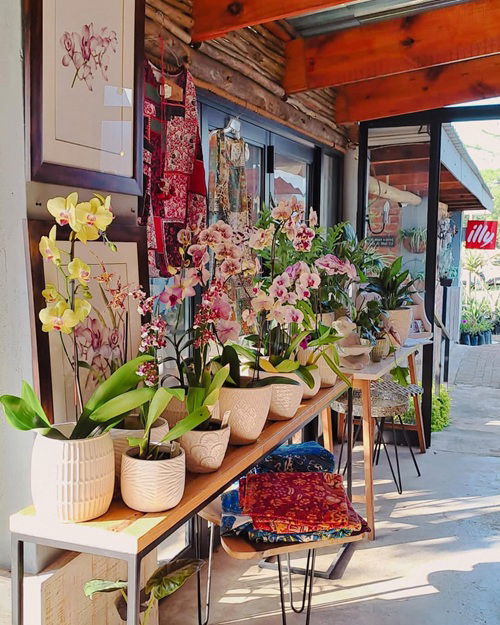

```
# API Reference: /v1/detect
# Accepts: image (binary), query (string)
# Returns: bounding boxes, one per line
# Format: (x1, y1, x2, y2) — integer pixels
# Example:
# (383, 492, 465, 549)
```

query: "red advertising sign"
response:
(465, 220, 498, 249)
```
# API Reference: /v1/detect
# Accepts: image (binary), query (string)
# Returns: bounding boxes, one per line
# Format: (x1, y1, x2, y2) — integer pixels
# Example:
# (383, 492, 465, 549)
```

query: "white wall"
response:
(0, 0, 57, 573)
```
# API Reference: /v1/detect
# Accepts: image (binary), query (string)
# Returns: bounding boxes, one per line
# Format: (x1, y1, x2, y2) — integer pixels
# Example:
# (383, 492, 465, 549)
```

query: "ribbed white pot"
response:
(297, 346, 338, 388)
(110, 417, 170, 478)
(162, 395, 187, 427)
(31, 423, 114, 523)
(387, 307, 413, 346)
(121, 447, 186, 513)
(181, 425, 230, 473)
(258, 372, 304, 420)
(219, 385, 271, 445)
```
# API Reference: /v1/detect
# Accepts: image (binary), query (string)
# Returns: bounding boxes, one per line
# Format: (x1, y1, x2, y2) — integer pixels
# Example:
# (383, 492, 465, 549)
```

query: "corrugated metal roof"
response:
(288, 0, 471, 37)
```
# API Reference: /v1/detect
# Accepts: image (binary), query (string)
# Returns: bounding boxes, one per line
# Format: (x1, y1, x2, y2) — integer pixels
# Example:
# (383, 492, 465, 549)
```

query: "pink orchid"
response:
(198, 228, 222, 247)
(283, 218, 297, 241)
(269, 283, 288, 301)
(252, 291, 274, 312)
(178, 269, 199, 298)
(285, 261, 309, 280)
(298, 271, 321, 289)
(267, 304, 288, 325)
(187, 244, 209, 267)
(210, 294, 232, 321)
(249, 226, 274, 250)
(282, 290, 298, 305)
(273, 273, 291, 288)
(242, 309, 257, 327)
(315, 254, 358, 280)
(284, 306, 304, 324)
(214, 240, 242, 261)
(177, 228, 192, 246)
(296, 284, 311, 300)
(220, 258, 242, 278)
(159, 285, 183, 308)
(309, 209, 318, 227)
(210, 220, 233, 240)
(214, 319, 241, 344)
(271, 201, 293, 221)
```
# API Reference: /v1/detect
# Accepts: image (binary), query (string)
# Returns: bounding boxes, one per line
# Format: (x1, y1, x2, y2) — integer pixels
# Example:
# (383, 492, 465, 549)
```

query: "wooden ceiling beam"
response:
(284, 0, 500, 93)
(336, 54, 500, 123)
(191, 0, 354, 42)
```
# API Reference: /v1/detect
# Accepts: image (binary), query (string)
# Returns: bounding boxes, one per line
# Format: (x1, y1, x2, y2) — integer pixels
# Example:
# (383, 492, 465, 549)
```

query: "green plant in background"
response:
(84, 559, 204, 625)
(461, 296, 494, 336)
(0, 355, 156, 440)
(401, 386, 451, 432)
(399, 227, 427, 254)
(362, 256, 415, 311)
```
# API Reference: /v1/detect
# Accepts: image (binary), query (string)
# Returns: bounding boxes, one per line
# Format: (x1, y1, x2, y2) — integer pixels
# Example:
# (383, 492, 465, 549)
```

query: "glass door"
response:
(271, 135, 314, 214)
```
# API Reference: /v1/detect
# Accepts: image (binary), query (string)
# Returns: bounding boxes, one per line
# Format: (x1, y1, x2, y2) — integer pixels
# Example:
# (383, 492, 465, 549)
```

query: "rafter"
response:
(192, 0, 354, 42)
(336, 54, 500, 123)
(284, 0, 500, 93)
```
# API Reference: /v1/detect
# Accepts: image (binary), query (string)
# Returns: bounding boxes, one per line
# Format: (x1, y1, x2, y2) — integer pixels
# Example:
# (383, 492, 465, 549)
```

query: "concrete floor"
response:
(161, 351, 500, 625)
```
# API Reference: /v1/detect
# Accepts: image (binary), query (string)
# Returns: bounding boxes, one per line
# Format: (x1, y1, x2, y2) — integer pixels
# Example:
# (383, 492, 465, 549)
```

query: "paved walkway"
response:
(451, 341, 500, 388)
(162, 376, 500, 625)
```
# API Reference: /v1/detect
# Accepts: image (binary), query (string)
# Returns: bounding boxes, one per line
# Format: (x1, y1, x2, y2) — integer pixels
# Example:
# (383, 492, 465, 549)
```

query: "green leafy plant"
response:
(0, 355, 156, 440)
(400, 227, 427, 254)
(401, 386, 451, 432)
(362, 257, 414, 311)
(84, 559, 204, 625)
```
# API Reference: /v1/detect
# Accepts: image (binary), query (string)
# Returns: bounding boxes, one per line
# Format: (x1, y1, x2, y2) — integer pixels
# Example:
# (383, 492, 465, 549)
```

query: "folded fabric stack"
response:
(221, 442, 369, 544)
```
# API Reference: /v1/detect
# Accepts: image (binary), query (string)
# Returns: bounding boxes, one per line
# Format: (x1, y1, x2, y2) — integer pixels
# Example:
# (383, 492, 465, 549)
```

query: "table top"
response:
(341, 343, 425, 381)
(11, 382, 348, 556)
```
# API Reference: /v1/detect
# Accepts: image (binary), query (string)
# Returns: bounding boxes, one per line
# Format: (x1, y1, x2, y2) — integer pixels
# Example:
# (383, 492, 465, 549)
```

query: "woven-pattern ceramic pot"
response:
(387, 308, 413, 346)
(181, 425, 230, 473)
(31, 423, 114, 522)
(289, 367, 321, 399)
(258, 372, 304, 420)
(121, 447, 185, 512)
(219, 386, 271, 445)
(162, 395, 188, 427)
(110, 417, 170, 477)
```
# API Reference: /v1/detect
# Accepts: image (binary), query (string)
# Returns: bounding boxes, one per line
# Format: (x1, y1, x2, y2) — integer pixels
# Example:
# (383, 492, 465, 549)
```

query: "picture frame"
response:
(24, 0, 145, 195)
(27, 220, 149, 421)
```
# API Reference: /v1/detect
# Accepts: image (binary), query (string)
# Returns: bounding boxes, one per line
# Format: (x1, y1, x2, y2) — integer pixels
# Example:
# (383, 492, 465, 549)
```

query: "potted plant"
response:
(0, 355, 156, 522)
(400, 227, 427, 254)
(85, 559, 205, 625)
(352, 296, 394, 362)
(362, 257, 415, 346)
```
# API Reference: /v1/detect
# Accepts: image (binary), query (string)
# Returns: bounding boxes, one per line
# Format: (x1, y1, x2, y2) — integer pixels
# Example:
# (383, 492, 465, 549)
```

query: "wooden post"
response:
(408, 352, 426, 454)
(321, 405, 334, 453)
(358, 379, 375, 540)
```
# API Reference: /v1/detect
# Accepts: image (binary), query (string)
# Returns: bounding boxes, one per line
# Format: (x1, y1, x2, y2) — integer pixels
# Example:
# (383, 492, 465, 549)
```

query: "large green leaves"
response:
(218, 346, 240, 387)
(253, 376, 300, 388)
(146, 559, 205, 600)
(89, 388, 156, 423)
(21, 381, 50, 426)
(161, 406, 210, 442)
(0, 394, 50, 431)
(84, 579, 128, 598)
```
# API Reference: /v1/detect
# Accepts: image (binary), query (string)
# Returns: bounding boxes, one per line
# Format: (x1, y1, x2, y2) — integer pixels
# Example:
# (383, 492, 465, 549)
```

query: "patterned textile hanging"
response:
(140, 60, 207, 277)
(208, 129, 250, 233)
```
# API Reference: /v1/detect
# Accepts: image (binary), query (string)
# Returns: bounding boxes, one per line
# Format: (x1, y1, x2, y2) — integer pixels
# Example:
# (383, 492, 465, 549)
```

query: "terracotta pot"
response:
(121, 446, 185, 512)
(371, 337, 391, 362)
(180, 425, 230, 473)
(219, 385, 271, 445)
(259, 372, 304, 421)
(31, 423, 114, 522)
(110, 416, 169, 478)
(387, 308, 413, 346)
(298, 346, 338, 388)
(162, 395, 187, 427)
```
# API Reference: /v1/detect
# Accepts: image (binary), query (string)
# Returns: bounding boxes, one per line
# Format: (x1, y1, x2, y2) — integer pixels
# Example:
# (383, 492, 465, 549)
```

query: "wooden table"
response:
(10, 382, 349, 625)
(340, 343, 426, 539)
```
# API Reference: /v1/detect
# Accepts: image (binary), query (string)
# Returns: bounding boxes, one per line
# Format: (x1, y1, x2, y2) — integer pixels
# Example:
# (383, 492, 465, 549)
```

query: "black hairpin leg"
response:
(397, 414, 421, 477)
(277, 550, 316, 625)
(196, 519, 215, 625)
(390, 417, 403, 495)
(373, 417, 402, 494)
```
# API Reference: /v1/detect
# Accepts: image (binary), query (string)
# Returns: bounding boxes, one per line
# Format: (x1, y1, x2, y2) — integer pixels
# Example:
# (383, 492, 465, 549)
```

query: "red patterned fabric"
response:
(239, 472, 363, 534)
(140, 61, 207, 276)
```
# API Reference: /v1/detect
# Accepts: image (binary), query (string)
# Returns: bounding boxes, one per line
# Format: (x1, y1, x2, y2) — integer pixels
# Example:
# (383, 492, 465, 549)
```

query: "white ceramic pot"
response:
(162, 395, 187, 427)
(219, 385, 272, 445)
(110, 416, 170, 478)
(294, 367, 321, 398)
(258, 372, 304, 421)
(387, 307, 413, 346)
(317, 312, 336, 327)
(121, 446, 186, 513)
(297, 346, 338, 388)
(180, 425, 230, 473)
(31, 423, 114, 522)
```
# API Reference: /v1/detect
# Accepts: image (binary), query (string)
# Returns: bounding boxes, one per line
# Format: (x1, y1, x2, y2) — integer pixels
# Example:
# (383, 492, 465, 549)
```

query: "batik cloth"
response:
(140, 61, 207, 276)
(254, 441, 335, 474)
(240, 472, 362, 533)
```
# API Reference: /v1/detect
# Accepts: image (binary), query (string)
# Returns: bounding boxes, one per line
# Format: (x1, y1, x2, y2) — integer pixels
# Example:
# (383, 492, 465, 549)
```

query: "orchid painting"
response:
(60, 23, 118, 91)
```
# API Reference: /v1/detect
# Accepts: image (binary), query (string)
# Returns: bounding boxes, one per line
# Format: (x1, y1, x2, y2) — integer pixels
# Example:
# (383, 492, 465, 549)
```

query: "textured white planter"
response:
(162, 395, 187, 427)
(295, 367, 321, 398)
(110, 416, 170, 478)
(181, 425, 230, 473)
(259, 372, 304, 421)
(121, 447, 185, 512)
(31, 423, 114, 523)
(297, 346, 338, 388)
(387, 307, 413, 346)
(219, 385, 271, 445)
(317, 312, 336, 327)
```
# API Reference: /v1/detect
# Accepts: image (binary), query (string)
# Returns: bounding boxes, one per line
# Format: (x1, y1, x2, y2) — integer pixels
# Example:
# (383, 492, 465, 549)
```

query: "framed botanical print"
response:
(25, 0, 145, 195)
(28, 220, 149, 421)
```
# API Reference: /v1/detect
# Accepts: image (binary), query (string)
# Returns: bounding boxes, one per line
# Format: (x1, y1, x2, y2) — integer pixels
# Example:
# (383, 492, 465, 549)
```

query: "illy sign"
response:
(465, 220, 498, 249)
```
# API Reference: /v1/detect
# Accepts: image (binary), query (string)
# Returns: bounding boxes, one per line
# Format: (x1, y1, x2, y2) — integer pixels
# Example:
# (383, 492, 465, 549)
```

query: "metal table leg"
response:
(11, 534, 24, 625)
(127, 555, 141, 625)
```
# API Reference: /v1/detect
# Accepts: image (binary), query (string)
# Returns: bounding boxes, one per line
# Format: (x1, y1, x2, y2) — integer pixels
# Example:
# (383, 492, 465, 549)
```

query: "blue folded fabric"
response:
(253, 441, 335, 474)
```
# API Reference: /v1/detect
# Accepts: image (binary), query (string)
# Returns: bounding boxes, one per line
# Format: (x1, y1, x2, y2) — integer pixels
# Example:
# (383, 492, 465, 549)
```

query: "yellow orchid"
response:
(39, 226, 61, 265)
(73, 197, 114, 243)
(39, 301, 80, 334)
(41, 283, 63, 304)
(47, 192, 78, 227)
(68, 258, 91, 285)
(74, 298, 91, 322)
